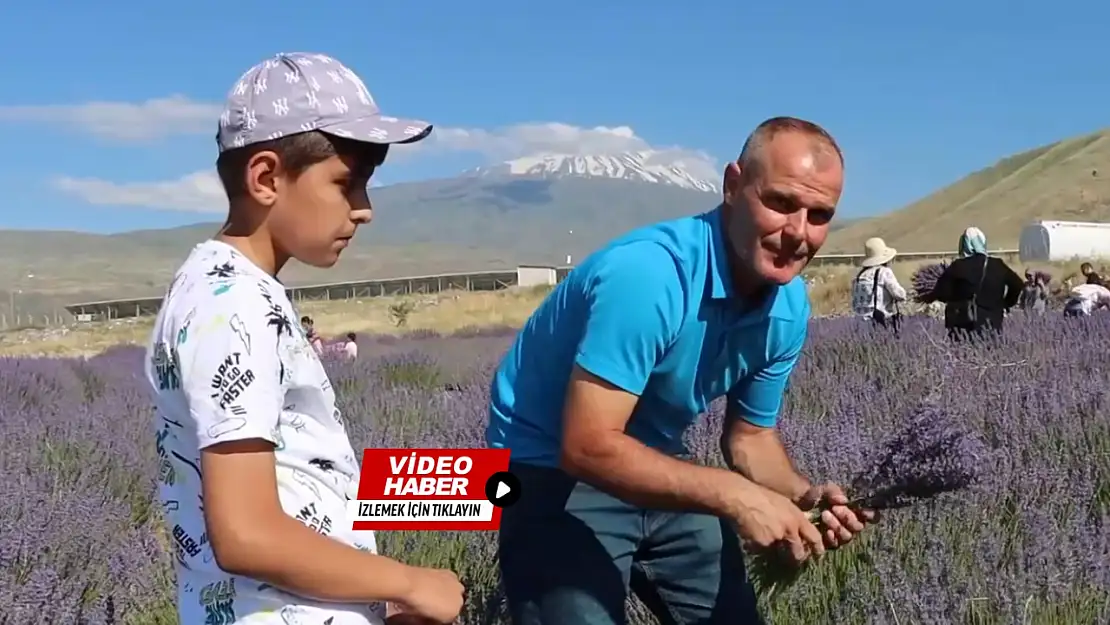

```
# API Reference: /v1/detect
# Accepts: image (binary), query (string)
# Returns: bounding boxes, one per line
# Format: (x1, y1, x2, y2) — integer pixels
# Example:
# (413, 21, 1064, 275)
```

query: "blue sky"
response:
(0, 0, 1106, 234)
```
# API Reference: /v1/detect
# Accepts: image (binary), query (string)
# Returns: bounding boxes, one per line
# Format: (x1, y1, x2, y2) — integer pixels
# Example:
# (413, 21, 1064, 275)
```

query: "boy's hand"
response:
(386, 601, 441, 624)
(394, 567, 464, 624)
(386, 613, 440, 625)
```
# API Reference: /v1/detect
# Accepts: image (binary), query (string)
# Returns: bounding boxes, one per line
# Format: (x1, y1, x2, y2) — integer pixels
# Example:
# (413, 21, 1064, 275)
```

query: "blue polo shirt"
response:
(486, 207, 810, 467)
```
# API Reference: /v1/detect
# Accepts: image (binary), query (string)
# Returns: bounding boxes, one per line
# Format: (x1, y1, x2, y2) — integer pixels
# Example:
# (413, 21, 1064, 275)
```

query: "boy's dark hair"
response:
(1081, 262, 1094, 273)
(216, 131, 389, 199)
(300, 315, 313, 325)
(346, 332, 356, 341)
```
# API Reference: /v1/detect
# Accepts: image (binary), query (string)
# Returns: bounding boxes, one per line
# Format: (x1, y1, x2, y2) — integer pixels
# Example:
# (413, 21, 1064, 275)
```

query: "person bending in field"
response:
(1081, 262, 1104, 287)
(1063, 282, 1110, 317)
(144, 52, 463, 625)
(486, 117, 878, 625)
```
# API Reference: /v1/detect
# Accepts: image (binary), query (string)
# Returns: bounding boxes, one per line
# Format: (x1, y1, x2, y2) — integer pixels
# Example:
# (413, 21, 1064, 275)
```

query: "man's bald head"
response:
(720, 116, 844, 296)
(736, 116, 843, 179)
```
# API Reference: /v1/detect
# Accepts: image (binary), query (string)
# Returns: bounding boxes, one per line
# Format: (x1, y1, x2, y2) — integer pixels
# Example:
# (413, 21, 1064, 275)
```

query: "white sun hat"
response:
(860, 237, 897, 267)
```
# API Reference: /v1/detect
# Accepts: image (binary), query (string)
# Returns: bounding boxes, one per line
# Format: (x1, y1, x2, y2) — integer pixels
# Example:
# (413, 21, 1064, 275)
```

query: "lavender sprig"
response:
(746, 403, 989, 602)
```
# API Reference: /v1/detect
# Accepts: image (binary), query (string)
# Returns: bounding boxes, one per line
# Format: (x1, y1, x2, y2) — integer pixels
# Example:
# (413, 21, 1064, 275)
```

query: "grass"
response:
(0, 285, 555, 357)
(2, 258, 1104, 359)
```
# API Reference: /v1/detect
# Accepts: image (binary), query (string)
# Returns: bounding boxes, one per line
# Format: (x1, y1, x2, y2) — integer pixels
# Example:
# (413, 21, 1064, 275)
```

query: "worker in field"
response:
(929, 227, 1023, 340)
(343, 332, 359, 359)
(851, 237, 907, 329)
(487, 117, 877, 625)
(1064, 282, 1110, 317)
(301, 315, 324, 354)
(1018, 269, 1049, 314)
(1081, 262, 1104, 286)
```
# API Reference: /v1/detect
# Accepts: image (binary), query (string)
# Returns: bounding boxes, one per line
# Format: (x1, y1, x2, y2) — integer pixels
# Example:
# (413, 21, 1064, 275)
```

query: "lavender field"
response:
(2, 315, 1108, 624)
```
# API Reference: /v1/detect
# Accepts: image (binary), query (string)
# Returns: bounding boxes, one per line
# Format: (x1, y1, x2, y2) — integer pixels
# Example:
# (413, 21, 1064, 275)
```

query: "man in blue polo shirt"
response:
(487, 117, 877, 624)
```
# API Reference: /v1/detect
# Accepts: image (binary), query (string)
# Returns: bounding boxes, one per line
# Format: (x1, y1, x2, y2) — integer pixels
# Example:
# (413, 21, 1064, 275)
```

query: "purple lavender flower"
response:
(911, 262, 948, 303)
(747, 403, 990, 601)
(2, 312, 1108, 624)
(848, 403, 987, 509)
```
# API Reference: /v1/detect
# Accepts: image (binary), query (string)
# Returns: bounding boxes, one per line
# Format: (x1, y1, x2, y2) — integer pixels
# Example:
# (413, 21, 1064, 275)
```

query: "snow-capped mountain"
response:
(467, 151, 718, 193)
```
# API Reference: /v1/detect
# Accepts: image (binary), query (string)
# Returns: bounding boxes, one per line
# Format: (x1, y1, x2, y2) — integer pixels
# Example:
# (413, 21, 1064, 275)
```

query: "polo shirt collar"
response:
(705, 206, 791, 320)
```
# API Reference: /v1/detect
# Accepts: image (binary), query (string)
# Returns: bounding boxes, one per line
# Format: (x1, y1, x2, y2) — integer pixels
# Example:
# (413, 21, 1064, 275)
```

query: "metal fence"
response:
(63, 269, 522, 323)
(0, 310, 72, 331)
(52, 249, 1019, 324)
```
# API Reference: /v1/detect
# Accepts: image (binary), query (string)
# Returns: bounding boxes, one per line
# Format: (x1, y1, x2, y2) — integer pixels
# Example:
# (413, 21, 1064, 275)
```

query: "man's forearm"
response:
(562, 432, 753, 517)
(721, 428, 810, 501)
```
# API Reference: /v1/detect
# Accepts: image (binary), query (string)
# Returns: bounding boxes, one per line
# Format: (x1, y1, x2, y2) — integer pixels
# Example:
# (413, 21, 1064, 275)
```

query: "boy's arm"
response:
(178, 297, 444, 606)
(200, 440, 416, 603)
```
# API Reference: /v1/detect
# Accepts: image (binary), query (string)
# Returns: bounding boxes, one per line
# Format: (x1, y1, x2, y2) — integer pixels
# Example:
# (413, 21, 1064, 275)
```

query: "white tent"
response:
(1018, 220, 1110, 262)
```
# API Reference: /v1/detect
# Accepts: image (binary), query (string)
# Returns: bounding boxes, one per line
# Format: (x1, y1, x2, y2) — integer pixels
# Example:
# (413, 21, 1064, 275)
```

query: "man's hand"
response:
(727, 479, 825, 564)
(796, 482, 878, 549)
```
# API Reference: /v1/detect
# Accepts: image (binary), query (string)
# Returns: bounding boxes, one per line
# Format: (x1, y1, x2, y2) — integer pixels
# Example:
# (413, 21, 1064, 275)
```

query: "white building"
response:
(516, 264, 558, 287)
(1018, 220, 1110, 262)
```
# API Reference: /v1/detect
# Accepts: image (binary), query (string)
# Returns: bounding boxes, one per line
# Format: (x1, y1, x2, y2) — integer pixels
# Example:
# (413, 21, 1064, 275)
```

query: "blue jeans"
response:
(498, 463, 764, 625)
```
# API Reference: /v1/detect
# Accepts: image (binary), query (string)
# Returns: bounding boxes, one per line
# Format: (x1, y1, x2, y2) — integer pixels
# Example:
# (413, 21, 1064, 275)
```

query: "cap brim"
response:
(319, 114, 433, 145)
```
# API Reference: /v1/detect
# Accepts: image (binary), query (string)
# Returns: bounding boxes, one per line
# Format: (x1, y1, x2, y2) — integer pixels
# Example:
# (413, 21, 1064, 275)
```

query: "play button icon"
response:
(484, 471, 522, 508)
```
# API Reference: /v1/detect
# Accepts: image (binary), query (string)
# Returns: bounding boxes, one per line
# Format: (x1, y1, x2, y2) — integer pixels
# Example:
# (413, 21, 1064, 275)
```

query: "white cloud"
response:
(51, 168, 408, 213)
(19, 96, 721, 211)
(54, 171, 225, 213)
(0, 95, 221, 142)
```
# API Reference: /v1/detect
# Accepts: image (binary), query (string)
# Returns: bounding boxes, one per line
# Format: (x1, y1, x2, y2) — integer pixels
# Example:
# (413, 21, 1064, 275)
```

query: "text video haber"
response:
(384, 452, 474, 497)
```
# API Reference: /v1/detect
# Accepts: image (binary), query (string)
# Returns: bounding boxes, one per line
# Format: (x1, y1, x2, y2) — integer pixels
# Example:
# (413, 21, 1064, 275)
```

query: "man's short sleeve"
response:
(176, 291, 285, 450)
(728, 317, 807, 429)
(574, 242, 686, 396)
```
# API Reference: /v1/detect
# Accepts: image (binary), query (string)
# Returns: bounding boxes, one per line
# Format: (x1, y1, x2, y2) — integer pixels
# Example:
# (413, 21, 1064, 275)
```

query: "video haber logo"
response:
(347, 449, 518, 531)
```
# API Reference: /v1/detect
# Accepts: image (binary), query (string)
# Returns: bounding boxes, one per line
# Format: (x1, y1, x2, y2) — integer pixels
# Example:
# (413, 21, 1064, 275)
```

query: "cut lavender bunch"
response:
(911, 262, 948, 303)
(746, 403, 989, 602)
(847, 404, 986, 510)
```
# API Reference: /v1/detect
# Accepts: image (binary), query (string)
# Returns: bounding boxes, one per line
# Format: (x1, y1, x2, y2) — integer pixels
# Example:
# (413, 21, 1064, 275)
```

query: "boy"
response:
(343, 332, 359, 360)
(145, 52, 463, 625)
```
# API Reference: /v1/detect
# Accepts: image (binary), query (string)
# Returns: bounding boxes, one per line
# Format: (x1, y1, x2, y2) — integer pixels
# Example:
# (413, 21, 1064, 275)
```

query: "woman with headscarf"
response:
(927, 227, 1024, 339)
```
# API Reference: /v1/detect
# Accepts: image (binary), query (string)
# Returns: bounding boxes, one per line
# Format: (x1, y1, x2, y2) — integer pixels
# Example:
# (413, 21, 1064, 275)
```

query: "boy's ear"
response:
(245, 150, 282, 207)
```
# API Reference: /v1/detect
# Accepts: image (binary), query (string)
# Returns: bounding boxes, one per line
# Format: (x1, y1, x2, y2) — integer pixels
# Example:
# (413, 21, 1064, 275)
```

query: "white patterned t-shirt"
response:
(145, 240, 384, 625)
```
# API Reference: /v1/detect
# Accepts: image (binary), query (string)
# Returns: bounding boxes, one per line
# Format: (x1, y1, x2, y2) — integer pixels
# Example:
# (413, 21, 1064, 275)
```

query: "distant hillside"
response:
(825, 129, 1110, 253)
(10, 124, 1109, 316)
(0, 175, 731, 312)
